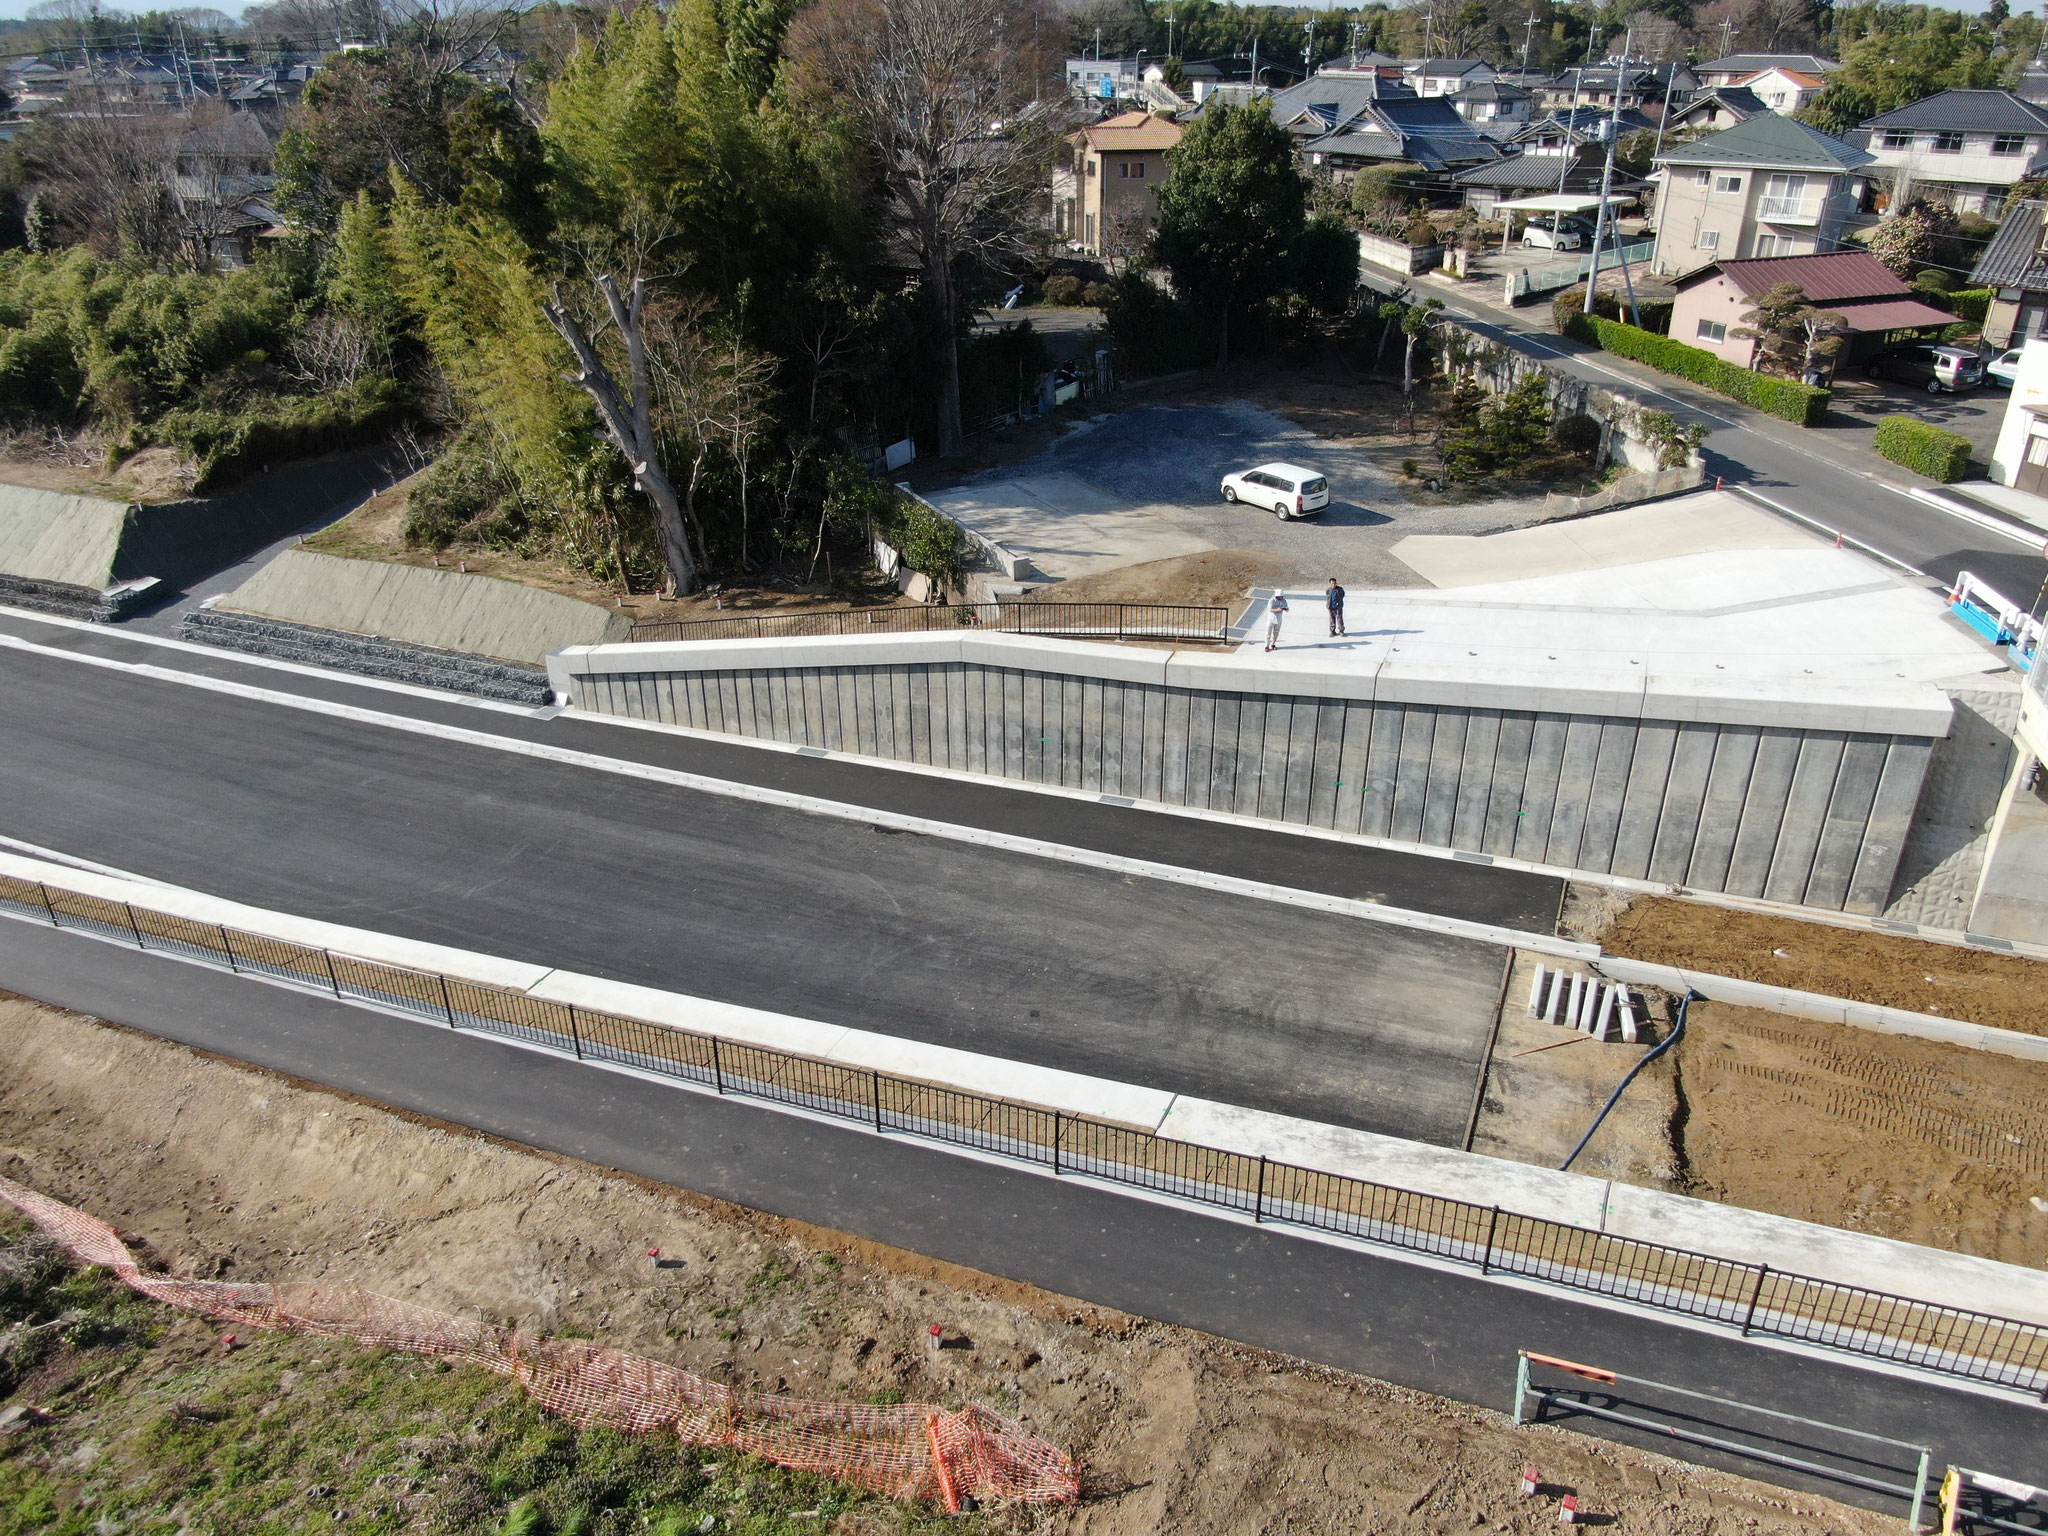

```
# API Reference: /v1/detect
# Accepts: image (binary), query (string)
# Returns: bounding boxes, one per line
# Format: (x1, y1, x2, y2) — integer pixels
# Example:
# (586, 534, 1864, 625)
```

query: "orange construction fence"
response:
(0, 1174, 1080, 1512)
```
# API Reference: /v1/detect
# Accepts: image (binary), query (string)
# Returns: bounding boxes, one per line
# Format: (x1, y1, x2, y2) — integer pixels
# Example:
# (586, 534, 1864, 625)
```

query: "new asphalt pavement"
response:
(0, 608, 1559, 1145)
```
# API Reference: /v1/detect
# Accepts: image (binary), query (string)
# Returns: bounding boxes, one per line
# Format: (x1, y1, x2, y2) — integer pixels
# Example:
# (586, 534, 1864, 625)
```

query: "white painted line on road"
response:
(0, 603, 538, 715)
(9, 899, 2041, 1411)
(1730, 487, 1928, 577)
(1903, 487, 2048, 552)
(0, 834, 183, 887)
(0, 627, 1593, 962)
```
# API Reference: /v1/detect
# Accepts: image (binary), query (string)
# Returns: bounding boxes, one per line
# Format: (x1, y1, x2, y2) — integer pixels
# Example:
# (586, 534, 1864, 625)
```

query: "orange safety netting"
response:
(0, 1174, 1080, 1511)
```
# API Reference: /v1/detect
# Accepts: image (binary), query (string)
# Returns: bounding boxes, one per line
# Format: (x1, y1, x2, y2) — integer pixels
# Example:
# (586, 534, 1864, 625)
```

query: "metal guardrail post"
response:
(1254, 1155, 1268, 1223)
(870, 1070, 883, 1131)
(219, 926, 238, 972)
(1051, 1111, 1062, 1174)
(1481, 1206, 1501, 1275)
(567, 1005, 583, 1060)
(437, 974, 455, 1026)
(322, 950, 341, 998)
(123, 902, 144, 948)
(1740, 1265, 1769, 1336)
(711, 1036, 725, 1094)
(1909, 1449, 1931, 1533)
(1513, 1352, 1532, 1425)
(35, 883, 56, 924)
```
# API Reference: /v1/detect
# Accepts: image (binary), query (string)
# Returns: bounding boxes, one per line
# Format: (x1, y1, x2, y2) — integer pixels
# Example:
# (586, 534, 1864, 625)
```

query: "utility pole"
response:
(1303, 18, 1316, 70)
(1350, 19, 1361, 62)
(1167, 6, 1176, 60)
(1585, 25, 1643, 329)
(1522, 12, 1539, 73)
(1554, 27, 1597, 194)
(1095, 24, 1101, 60)
(1250, 35, 1259, 88)
(1720, 18, 1737, 55)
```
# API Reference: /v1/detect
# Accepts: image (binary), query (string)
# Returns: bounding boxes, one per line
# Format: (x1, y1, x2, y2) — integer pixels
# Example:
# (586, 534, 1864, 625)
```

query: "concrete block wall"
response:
(556, 636, 1940, 913)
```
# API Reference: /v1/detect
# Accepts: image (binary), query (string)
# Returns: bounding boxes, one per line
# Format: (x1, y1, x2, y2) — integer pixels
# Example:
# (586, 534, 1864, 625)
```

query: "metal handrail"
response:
(626, 601, 1232, 646)
(6, 870, 2047, 1402)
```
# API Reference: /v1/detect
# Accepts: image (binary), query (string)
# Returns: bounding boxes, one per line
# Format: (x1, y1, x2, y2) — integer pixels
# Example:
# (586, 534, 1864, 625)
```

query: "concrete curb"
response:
(8, 846, 2048, 1330)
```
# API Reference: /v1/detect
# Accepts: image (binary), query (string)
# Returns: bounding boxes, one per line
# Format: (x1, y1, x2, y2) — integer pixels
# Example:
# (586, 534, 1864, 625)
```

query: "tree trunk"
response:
(544, 279, 701, 596)
(931, 255, 965, 458)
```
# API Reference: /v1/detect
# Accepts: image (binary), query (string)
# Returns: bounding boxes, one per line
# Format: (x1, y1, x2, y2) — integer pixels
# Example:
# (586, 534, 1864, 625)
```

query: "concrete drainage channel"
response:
(180, 608, 552, 706)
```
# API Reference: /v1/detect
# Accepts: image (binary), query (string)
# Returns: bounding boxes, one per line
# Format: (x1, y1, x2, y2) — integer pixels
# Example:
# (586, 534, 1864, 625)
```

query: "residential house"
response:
(1448, 79, 1533, 134)
(172, 112, 282, 267)
(1970, 197, 2048, 347)
(1405, 58, 1495, 97)
(1856, 89, 2048, 216)
(1693, 52, 1840, 90)
(1669, 251, 1952, 376)
(1539, 64, 1670, 114)
(1051, 110, 1182, 254)
(2020, 59, 2048, 108)
(1663, 86, 1770, 136)
(1733, 66, 1825, 114)
(226, 64, 315, 118)
(1451, 145, 1647, 218)
(1321, 51, 1405, 79)
(1510, 105, 1657, 157)
(1272, 74, 1500, 175)
(1650, 112, 1873, 275)
(1066, 58, 1144, 105)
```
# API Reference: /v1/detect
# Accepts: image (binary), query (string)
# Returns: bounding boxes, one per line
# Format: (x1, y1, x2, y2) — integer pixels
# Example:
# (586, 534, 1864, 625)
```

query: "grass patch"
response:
(0, 1222, 968, 1536)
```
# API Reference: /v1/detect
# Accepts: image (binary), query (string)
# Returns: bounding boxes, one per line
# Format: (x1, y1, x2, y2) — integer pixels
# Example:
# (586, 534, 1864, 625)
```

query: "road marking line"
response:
(1902, 488, 2048, 552)
(0, 603, 537, 716)
(0, 628, 1593, 962)
(1730, 487, 1929, 577)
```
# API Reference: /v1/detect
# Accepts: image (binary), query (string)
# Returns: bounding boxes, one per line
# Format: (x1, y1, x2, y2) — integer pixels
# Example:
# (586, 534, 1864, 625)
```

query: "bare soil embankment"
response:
(0, 994, 1904, 1536)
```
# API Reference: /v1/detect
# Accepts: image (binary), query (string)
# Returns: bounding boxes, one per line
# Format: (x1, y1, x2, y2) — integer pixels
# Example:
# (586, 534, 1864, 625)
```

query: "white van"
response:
(1521, 220, 1582, 251)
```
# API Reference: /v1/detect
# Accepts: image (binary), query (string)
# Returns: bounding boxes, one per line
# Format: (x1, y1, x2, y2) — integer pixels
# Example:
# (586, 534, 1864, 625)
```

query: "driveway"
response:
(1818, 375, 2005, 466)
(926, 402, 1549, 588)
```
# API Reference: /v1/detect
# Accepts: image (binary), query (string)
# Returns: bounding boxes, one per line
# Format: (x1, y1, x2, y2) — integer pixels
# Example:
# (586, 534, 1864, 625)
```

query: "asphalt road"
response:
(0, 614, 1561, 1145)
(1361, 269, 2048, 601)
(4, 917, 2041, 1517)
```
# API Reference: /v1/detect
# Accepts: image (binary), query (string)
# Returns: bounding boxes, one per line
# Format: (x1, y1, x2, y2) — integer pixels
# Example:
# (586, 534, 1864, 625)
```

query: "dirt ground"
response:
(0, 442, 198, 502)
(1674, 1001, 2048, 1270)
(1577, 891, 2048, 1035)
(0, 995, 1908, 1536)
(1025, 550, 1292, 615)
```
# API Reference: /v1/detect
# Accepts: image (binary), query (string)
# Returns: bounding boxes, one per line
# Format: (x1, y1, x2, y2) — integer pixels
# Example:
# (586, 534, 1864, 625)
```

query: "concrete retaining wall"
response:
(221, 548, 631, 667)
(0, 449, 412, 598)
(551, 632, 1942, 913)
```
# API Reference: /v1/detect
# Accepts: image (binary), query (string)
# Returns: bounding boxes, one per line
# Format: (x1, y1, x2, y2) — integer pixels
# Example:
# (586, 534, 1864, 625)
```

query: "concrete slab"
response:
(1946, 478, 2048, 536)
(1969, 769, 2048, 944)
(1390, 490, 1823, 587)
(0, 484, 132, 588)
(925, 471, 1215, 582)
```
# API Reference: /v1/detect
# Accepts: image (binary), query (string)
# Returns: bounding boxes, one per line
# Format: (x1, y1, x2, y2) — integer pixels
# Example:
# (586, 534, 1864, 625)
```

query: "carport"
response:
(1493, 192, 1633, 252)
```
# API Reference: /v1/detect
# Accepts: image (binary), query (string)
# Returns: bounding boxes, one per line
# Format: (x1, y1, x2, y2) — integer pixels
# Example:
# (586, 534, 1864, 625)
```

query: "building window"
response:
(1931, 131, 1965, 153)
(1117, 161, 1128, 178)
(1753, 233, 1783, 256)
(1694, 169, 1712, 186)
(1881, 130, 1912, 150)
(1131, 160, 1145, 179)
(1697, 319, 1728, 342)
(1715, 173, 1742, 192)
(1086, 158, 1096, 176)
(1695, 229, 1720, 250)
(1993, 133, 2027, 155)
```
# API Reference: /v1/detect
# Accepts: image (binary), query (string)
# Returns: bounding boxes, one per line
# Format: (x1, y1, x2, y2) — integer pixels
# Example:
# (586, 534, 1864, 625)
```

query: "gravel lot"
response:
(932, 400, 1554, 588)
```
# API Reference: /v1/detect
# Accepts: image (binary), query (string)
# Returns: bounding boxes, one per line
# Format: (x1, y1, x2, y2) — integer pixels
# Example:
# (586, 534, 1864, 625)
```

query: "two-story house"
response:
(1693, 52, 1839, 90)
(1262, 70, 1501, 175)
(1051, 111, 1183, 254)
(1509, 105, 1657, 157)
(1855, 89, 2048, 216)
(1650, 113, 1874, 276)
(1970, 198, 2048, 347)
(1448, 79, 1533, 134)
(1733, 66, 1826, 114)
(1663, 86, 1770, 136)
(1405, 58, 1495, 97)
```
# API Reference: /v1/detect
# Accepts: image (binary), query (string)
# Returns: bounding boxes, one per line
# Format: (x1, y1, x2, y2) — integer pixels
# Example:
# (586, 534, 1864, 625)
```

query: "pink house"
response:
(1669, 251, 1953, 376)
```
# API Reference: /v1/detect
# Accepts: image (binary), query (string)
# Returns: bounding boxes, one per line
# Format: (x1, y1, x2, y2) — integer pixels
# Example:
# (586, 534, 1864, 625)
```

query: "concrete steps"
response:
(181, 607, 552, 706)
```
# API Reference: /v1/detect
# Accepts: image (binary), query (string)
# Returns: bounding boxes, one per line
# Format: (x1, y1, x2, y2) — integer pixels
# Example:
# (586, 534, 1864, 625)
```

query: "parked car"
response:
(1863, 344, 1983, 393)
(1222, 463, 1330, 519)
(1521, 219, 1582, 251)
(1986, 348, 2025, 389)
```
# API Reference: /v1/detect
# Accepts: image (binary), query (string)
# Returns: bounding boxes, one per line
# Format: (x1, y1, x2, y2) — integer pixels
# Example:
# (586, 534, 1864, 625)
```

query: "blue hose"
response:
(1558, 988, 1698, 1173)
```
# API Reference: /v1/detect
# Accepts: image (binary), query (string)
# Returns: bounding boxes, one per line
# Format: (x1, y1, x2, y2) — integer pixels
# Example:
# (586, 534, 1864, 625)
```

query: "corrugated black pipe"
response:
(1558, 988, 1699, 1173)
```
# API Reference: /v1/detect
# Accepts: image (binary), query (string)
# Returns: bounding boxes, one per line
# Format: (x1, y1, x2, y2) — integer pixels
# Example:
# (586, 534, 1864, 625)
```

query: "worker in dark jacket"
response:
(1326, 578, 1347, 638)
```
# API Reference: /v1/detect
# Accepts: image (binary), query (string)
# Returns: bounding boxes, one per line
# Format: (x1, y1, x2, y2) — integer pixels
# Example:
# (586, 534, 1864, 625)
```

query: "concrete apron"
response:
(4, 847, 2047, 1341)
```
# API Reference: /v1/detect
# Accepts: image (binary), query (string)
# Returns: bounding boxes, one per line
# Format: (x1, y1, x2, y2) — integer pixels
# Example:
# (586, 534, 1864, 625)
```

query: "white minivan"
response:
(1222, 462, 1330, 519)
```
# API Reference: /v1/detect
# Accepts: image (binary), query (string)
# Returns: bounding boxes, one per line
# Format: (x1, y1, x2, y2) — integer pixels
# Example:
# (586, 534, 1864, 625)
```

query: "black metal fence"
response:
(8, 869, 2047, 1402)
(626, 602, 1231, 646)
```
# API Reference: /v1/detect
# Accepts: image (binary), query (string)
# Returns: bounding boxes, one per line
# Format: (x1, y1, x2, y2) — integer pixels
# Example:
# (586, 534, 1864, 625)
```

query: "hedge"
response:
(1565, 312, 1831, 426)
(1873, 415, 1972, 482)
(1947, 287, 1994, 324)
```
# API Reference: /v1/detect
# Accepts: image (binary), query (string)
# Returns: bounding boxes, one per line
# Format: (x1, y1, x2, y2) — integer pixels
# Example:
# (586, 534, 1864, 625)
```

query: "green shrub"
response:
(1100, 268, 1216, 373)
(136, 377, 406, 491)
(404, 434, 518, 548)
(1042, 273, 1083, 306)
(1565, 313, 1830, 426)
(1633, 298, 1674, 335)
(1552, 412, 1603, 458)
(1949, 287, 1994, 323)
(884, 494, 964, 589)
(1911, 267, 1956, 294)
(1873, 415, 1972, 481)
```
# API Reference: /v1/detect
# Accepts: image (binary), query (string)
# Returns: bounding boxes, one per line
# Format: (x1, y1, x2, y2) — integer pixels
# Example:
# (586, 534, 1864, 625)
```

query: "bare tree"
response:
(12, 88, 181, 257)
(545, 276, 702, 596)
(790, 0, 1068, 458)
(285, 313, 391, 390)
